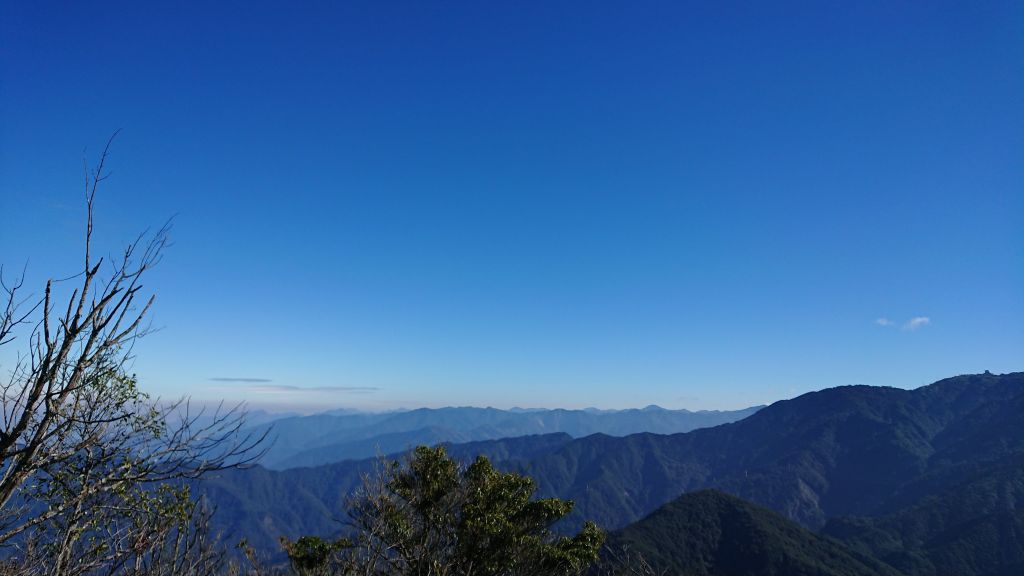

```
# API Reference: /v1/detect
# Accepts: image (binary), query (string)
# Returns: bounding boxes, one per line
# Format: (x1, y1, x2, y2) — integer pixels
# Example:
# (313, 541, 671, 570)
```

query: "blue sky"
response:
(1, 1, 1021, 412)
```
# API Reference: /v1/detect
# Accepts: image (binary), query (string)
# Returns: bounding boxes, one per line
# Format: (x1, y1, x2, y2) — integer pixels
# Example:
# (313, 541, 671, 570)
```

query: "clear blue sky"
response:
(2, 1, 1021, 412)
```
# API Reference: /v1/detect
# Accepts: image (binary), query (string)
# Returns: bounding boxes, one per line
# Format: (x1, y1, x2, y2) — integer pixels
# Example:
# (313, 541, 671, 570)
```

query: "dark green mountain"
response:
(824, 458, 1024, 576)
(822, 390, 1024, 576)
(515, 372, 1024, 531)
(604, 489, 902, 576)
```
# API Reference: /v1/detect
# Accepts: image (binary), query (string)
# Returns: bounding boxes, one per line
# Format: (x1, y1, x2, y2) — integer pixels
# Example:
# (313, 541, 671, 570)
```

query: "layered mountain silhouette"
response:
(197, 371, 1024, 575)
(249, 405, 762, 469)
(514, 372, 1024, 532)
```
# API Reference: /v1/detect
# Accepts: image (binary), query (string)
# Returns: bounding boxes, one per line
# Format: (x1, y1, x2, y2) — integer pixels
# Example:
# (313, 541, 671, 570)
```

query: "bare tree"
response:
(0, 133, 265, 574)
(591, 545, 669, 576)
(121, 498, 232, 576)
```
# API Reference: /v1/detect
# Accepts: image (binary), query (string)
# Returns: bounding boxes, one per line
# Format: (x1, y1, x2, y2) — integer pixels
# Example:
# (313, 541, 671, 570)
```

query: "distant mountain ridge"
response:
(249, 404, 763, 469)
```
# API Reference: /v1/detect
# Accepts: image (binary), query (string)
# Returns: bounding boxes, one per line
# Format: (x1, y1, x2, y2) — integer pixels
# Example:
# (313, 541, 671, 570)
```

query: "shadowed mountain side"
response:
(251, 405, 763, 469)
(198, 460, 367, 555)
(511, 372, 1024, 532)
(604, 490, 903, 576)
(824, 452, 1024, 576)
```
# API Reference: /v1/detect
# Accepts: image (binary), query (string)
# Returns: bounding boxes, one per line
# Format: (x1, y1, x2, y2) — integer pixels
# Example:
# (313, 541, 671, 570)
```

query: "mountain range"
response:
(195, 371, 1024, 575)
(247, 404, 762, 469)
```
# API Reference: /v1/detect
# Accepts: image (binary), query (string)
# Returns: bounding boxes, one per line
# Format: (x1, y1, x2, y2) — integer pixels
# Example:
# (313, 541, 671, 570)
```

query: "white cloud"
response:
(875, 318, 894, 327)
(902, 316, 931, 331)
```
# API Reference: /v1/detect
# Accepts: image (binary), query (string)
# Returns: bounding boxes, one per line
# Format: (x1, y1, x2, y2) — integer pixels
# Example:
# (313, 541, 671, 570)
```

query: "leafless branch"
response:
(0, 136, 264, 575)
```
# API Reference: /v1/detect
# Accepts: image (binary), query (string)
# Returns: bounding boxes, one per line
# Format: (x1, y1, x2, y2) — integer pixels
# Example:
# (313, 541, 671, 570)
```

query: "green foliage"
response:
(289, 445, 604, 576)
(281, 536, 350, 576)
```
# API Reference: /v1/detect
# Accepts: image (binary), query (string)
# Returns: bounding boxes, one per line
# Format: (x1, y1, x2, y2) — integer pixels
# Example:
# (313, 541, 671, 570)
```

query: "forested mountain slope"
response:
(604, 490, 903, 576)
(516, 372, 1024, 531)
(822, 390, 1024, 576)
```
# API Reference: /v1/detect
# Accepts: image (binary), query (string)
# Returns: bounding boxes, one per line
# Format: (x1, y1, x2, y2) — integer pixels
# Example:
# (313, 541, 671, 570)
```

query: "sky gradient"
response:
(2, 1, 1021, 412)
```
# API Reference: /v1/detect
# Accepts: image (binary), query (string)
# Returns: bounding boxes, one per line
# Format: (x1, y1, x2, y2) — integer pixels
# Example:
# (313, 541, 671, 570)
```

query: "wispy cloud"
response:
(902, 316, 931, 331)
(212, 383, 380, 395)
(874, 316, 931, 331)
(209, 377, 273, 383)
